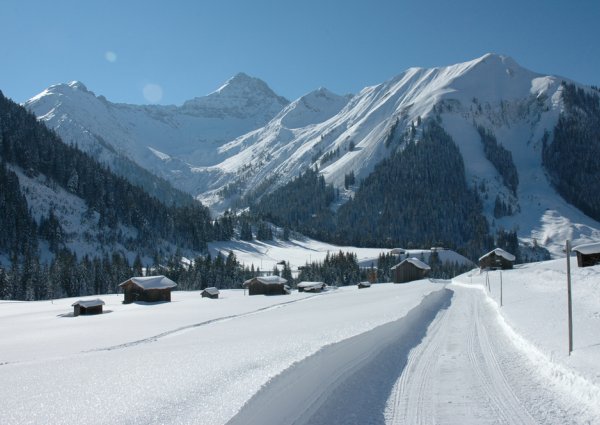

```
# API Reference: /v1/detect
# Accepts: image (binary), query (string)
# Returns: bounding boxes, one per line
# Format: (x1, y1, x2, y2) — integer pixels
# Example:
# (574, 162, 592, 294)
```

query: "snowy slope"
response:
(1, 258, 599, 424)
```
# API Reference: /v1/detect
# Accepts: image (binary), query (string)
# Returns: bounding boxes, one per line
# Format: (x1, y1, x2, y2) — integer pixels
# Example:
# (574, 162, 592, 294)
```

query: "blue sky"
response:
(2, 0, 599, 105)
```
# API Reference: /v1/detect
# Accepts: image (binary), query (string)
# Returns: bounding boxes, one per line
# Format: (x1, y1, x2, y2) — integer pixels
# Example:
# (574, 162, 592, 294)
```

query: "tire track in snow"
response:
(89, 293, 324, 352)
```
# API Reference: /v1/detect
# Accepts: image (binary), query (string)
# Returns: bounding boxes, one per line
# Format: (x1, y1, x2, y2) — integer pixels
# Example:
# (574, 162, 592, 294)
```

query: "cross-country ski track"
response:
(229, 283, 599, 425)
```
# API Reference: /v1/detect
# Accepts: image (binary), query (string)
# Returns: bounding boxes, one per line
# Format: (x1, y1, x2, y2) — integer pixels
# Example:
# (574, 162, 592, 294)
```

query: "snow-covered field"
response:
(208, 237, 472, 272)
(1, 257, 599, 424)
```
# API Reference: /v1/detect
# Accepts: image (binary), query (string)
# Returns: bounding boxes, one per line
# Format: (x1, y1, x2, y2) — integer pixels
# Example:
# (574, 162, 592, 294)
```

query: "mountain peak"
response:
(66, 81, 89, 92)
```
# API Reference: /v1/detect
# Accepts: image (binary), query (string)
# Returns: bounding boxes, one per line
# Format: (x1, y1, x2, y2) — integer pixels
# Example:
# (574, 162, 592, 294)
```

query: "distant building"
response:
(119, 275, 177, 304)
(478, 248, 515, 270)
(297, 281, 326, 293)
(572, 242, 600, 268)
(201, 287, 220, 299)
(72, 299, 105, 316)
(243, 276, 289, 295)
(391, 257, 431, 283)
(390, 248, 407, 256)
(357, 281, 371, 289)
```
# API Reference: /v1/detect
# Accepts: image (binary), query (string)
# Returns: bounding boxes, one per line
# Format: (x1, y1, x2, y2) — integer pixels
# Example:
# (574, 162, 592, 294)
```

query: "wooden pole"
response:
(566, 240, 573, 355)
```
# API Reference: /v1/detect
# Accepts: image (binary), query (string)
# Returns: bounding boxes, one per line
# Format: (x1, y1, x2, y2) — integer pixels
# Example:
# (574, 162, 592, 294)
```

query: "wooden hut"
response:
(201, 287, 220, 299)
(243, 276, 289, 295)
(391, 257, 431, 283)
(297, 281, 326, 293)
(357, 281, 371, 289)
(119, 275, 177, 304)
(572, 242, 600, 267)
(72, 299, 105, 316)
(478, 248, 515, 270)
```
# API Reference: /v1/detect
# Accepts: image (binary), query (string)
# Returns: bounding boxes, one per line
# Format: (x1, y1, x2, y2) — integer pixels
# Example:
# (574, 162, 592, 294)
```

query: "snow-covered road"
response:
(229, 284, 598, 425)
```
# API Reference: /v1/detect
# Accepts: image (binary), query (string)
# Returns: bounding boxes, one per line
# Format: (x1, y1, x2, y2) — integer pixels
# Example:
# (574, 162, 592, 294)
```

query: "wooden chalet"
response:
(572, 242, 600, 268)
(297, 281, 326, 293)
(72, 299, 105, 316)
(478, 248, 515, 270)
(391, 257, 431, 283)
(201, 287, 220, 299)
(357, 281, 371, 289)
(243, 276, 289, 295)
(119, 275, 177, 304)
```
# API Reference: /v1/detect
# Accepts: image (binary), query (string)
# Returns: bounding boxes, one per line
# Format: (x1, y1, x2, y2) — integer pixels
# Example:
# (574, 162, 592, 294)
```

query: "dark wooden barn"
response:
(357, 281, 371, 289)
(119, 275, 177, 304)
(243, 276, 289, 295)
(572, 242, 600, 268)
(72, 299, 105, 316)
(391, 257, 431, 283)
(201, 287, 220, 299)
(478, 248, 515, 270)
(297, 281, 326, 293)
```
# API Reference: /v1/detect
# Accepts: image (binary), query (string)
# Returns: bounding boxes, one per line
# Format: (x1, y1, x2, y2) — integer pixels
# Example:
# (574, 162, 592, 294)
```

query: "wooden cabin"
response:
(572, 242, 600, 267)
(357, 281, 371, 289)
(478, 248, 515, 270)
(391, 257, 431, 283)
(243, 276, 289, 295)
(119, 275, 177, 304)
(201, 287, 220, 299)
(72, 299, 105, 316)
(297, 281, 326, 293)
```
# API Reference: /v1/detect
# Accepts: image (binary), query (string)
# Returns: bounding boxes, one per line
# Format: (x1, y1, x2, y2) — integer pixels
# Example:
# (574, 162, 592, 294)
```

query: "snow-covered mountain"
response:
(25, 73, 289, 194)
(25, 54, 600, 257)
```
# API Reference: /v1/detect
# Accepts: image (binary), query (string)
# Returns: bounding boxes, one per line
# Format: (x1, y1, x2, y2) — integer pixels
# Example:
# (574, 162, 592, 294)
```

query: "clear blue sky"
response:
(2, 0, 599, 105)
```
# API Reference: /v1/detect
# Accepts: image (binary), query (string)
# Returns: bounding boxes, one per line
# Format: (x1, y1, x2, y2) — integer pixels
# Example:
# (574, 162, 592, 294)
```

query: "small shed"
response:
(72, 299, 105, 316)
(572, 242, 600, 268)
(297, 281, 326, 293)
(358, 281, 371, 289)
(243, 276, 289, 295)
(201, 287, 220, 299)
(119, 275, 177, 304)
(478, 248, 515, 270)
(391, 257, 431, 283)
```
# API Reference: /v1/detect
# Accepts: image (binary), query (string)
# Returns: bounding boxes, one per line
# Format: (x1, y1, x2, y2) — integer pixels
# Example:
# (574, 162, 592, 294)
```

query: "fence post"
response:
(500, 270, 503, 307)
(566, 240, 573, 355)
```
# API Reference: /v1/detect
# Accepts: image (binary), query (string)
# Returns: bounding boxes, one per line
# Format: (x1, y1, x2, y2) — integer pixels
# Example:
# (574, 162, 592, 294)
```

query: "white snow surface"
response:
(479, 247, 517, 262)
(120, 275, 177, 290)
(572, 242, 600, 255)
(2, 258, 599, 424)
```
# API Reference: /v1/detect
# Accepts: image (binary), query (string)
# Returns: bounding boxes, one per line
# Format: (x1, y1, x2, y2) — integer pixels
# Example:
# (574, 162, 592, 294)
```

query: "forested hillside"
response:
(252, 121, 493, 259)
(543, 83, 600, 221)
(335, 122, 492, 257)
(0, 91, 238, 299)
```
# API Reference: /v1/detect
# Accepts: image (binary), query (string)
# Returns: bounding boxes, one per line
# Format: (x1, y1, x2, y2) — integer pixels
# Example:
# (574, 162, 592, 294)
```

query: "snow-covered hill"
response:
(26, 54, 600, 257)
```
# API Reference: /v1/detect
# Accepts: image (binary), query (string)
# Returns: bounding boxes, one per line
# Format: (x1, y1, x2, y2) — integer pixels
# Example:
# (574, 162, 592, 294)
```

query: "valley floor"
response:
(1, 261, 599, 424)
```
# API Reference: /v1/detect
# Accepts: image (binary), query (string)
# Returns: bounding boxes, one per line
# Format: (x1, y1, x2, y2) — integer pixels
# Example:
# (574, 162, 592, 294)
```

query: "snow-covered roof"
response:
(71, 299, 105, 308)
(479, 248, 516, 262)
(391, 257, 431, 271)
(358, 281, 371, 287)
(572, 242, 600, 255)
(119, 275, 177, 290)
(297, 281, 325, 289)
(202, 287, 220, 295)
(243, 275, 288, 287)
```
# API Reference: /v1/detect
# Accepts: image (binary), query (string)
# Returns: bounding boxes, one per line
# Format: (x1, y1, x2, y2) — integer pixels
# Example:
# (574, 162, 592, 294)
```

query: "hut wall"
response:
(248, 281, 285, 295)
(479, 254, 513, 270)
(202, 292, 218, 299)
(73, 305, 81, 317)
(81, 305, 103, 315)
(576, 252, 600, 267)
(393, 263, 429, 283)
(122, 284, 171, 303)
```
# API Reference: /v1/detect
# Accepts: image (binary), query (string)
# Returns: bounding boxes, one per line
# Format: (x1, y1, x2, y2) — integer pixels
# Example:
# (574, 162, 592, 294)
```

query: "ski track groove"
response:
(388, 304, 448, 425)
(89, 293, 323, 353)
